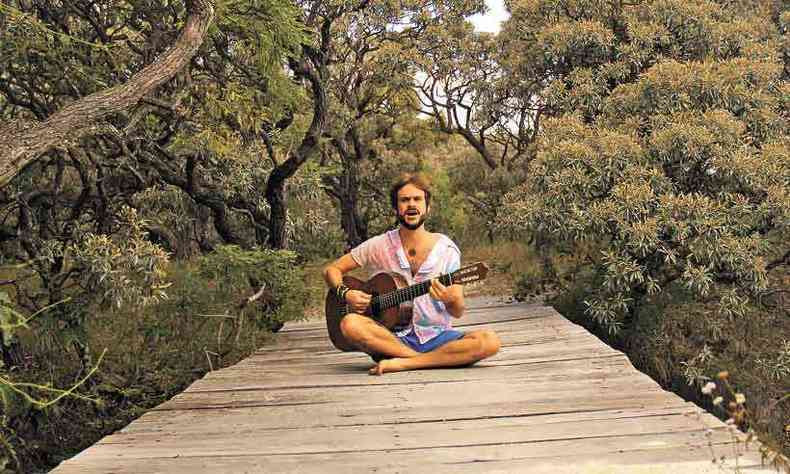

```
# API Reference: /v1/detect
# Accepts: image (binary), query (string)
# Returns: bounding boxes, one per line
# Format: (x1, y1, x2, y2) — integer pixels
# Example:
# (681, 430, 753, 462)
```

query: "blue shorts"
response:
(371, 329, 464, 362)
(398, 329, 465, 353)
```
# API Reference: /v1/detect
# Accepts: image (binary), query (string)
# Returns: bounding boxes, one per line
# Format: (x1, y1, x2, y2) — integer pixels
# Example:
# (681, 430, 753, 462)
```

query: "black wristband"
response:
(336, 284, 349, 300)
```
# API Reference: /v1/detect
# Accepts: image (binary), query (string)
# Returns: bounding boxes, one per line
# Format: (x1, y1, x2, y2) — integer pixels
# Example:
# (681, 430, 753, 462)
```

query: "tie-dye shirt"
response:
(350, 229, 462, 344)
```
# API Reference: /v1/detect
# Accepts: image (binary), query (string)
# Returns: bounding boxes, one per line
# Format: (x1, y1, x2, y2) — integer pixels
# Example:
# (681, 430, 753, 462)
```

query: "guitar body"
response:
(325, 273, 411, 352)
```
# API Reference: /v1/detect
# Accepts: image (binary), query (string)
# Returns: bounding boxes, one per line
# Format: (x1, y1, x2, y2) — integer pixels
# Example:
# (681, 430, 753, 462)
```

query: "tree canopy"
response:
(500, 0, 788, 331)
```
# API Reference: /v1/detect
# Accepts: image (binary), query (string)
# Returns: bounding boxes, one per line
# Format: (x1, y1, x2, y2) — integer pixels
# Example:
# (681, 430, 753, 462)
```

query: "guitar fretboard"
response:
(333, 262, 487, 318)
(373, 273, 452, 312)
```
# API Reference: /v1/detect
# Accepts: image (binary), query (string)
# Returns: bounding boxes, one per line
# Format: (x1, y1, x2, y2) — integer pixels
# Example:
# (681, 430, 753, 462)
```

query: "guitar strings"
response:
(340, 273, 456, 316)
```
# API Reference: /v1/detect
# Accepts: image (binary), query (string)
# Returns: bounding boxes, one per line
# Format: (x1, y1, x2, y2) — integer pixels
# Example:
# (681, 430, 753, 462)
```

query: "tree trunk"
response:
(340, 194, 365, 249)
(146, 224, 183, 259)
(194, 206, 215, 252)
(457, 128, 498, 170)
(266, 175, 289, 249)
(0, 340, 24, 368)
(266, 53, 328, 249)
(339, 159, 367, 249)
(0, 0, 215, 189)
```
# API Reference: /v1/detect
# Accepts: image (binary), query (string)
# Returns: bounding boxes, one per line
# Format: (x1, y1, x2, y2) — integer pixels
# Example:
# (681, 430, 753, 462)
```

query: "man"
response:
(323, 173, 501, 375)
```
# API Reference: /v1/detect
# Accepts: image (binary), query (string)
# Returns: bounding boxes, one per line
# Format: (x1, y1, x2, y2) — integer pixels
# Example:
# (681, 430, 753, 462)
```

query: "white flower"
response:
(713, 396, 724, 406)
(701, 381, 716, 395)
(735, 393, 746, 404)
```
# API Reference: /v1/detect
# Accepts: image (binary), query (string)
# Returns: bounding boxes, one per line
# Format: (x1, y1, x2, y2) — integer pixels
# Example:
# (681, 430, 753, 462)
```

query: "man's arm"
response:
(429, 279, 465, 318)
(445, 284, 465, 318)
(323, 253, 360, 289)
(323, 254, 371, 313)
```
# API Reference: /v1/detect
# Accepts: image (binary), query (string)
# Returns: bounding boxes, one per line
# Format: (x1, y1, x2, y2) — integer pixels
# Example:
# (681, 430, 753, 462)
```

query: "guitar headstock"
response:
(449, 262, 489, 285)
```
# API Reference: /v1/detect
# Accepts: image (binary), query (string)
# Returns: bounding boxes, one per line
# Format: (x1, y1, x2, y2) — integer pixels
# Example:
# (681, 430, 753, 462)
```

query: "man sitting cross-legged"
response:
(323, 172, 501, 375)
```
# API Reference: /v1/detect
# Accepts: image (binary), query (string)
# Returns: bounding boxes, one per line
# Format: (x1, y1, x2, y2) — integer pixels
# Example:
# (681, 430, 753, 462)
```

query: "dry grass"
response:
(461, 241, 538, 299)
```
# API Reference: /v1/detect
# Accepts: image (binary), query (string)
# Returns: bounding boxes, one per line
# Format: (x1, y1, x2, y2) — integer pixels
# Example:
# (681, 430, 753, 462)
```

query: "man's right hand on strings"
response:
(345, 290, 371, 313)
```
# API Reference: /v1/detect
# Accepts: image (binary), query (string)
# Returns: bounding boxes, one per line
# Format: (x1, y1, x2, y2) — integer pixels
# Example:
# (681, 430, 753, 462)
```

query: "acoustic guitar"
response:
(325, 262, 489, 351)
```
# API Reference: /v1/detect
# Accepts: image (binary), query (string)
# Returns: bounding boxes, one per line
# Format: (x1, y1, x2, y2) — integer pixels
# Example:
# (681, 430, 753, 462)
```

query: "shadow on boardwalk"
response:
(53, 298, 774, 473)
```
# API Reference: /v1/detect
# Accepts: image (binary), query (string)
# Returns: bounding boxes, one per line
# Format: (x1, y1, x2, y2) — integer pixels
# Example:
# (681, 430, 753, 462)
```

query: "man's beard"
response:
(397, 211, 426, 230)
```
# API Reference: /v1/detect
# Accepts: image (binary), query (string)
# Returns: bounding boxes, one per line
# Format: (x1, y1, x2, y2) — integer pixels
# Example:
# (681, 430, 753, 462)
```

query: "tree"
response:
(499, 1, 790, 451)
(411, 18, 542, 241)
(415, 23, 533, 169)
(0, 0, 228, 371)
(501, 0, 789, 331)
(0, 0, 215, 186)
(318, 0, 482, 248)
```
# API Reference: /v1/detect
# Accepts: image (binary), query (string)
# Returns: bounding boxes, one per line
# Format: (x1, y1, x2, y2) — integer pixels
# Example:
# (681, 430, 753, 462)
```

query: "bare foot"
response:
(369, 358, 408, 375)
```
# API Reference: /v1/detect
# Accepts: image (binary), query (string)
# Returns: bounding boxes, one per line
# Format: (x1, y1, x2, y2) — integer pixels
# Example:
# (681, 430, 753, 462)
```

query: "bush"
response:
(1, 245, 310, 472)
(196, 245, 310, 330)
(500, 0, 789, 456)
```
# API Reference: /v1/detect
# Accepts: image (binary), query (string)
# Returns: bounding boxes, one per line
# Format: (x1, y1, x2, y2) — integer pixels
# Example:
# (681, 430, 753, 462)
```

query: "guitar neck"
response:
(374, 273, 453, 312)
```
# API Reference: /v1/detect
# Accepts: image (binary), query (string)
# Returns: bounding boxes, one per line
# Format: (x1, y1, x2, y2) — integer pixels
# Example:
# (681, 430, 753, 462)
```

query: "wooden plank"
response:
(278, 301, 551, 334)
(109, 404, 695, 437)
(253, 324, 596, 352)
(238, 341, 620, 371)
(245, 330, 596, 360)
(260, 315, 589, 353)
(53, 430, 770, 473)
(50, 300, 772, 473)
(91, 410, 726, 456)
(125, 390, 685, 432)
(188, 359, 651, 394)
(51, 453, 773, 474)
(154, 375, 664, 412)
(186, 353, 636, 390)
(257, 323, 596, 350)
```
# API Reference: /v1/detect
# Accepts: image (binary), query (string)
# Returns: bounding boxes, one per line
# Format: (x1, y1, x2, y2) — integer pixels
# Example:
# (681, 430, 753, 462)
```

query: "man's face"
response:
(396, 183, 429, 231)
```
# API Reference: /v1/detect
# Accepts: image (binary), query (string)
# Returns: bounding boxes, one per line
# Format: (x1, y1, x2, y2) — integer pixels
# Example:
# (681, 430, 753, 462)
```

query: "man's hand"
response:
(429, 279, 465, 318)
(429, 279, 458, 304)
(345, 289, 372, 314)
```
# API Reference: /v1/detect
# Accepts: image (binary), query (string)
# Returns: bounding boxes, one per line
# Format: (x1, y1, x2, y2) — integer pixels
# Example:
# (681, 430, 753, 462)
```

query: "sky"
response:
(467, 0, 510, 33)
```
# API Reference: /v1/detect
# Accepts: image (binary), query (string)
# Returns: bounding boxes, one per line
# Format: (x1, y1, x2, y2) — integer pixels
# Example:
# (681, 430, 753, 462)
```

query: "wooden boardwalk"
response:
(54, 299, 773, 473)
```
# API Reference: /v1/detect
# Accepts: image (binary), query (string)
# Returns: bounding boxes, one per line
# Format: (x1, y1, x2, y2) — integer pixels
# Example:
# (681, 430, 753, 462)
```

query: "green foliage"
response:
(289, 209, 346, 261)
(2, 247, 310, 471)
(197, 245, 309, 328)
(447, 150, 529, 244)
(71, 207, 171, 309)
(502, 0, 789, 332)
(0, 0, 786, 467)
(755, 339, 790, 382)
(501, 0, 789, 453)
(0, 295, 105, 472)
(0, 293, 24, 347)
(214, 0, 304, 76)
(550, 264, 790, 456)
